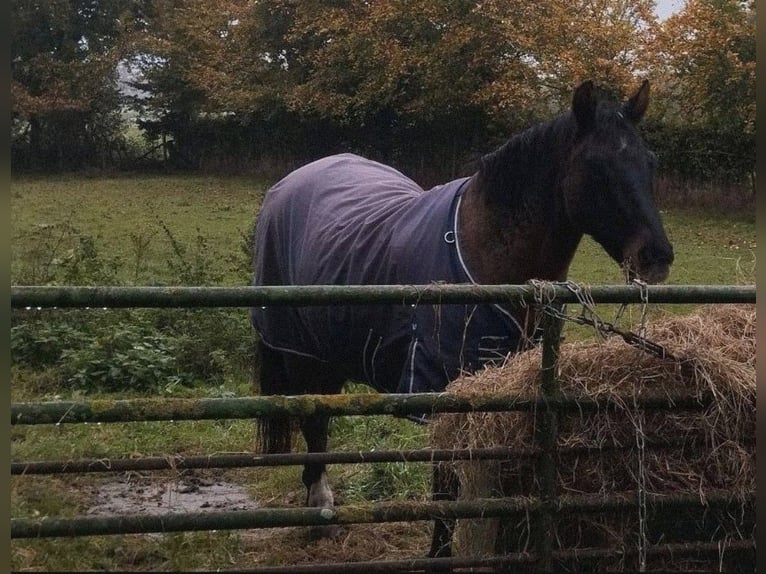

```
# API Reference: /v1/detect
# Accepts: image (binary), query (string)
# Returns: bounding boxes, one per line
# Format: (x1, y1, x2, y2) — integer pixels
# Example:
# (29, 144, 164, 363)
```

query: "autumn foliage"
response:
(11, 0, 756, 184)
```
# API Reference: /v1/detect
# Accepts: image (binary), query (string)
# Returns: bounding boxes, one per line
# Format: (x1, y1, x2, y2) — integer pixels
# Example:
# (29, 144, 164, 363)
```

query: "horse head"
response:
(563, 80, 674, 284)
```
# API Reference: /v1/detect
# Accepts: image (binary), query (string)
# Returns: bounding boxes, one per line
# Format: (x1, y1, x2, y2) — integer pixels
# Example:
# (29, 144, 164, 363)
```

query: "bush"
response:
(11, 314, 91, 369)
(148, 308, 257, 385)
(643, 121, 755, 186)
(58, 323, 193, 393)
(11, 218, 257, 395)
(11, 307, 256, 394)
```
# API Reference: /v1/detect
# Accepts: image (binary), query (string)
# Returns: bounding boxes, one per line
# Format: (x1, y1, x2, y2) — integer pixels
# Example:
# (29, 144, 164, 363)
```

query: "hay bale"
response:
(430, 304, 755, 571)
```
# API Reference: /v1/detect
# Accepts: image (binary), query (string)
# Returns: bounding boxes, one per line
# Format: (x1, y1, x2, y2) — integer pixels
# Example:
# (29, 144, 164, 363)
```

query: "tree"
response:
(653, 0, 754, 133)
(243, 0, 514, 167)
(11, 0, 145, 170)
(127, 0, 300, 168)
(479, 0, 658, 116)
(245, 0, 662, 163)
(131, 0, 517, 172)
(647, 0, 755, 182)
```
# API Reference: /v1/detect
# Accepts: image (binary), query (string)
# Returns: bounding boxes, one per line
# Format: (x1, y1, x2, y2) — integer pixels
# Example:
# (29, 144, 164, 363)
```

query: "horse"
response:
(250, 80, 674, 556)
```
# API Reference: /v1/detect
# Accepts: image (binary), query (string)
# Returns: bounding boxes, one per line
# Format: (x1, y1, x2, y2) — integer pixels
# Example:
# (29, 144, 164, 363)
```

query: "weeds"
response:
(128, 227, 156, 283)
(13, 222, 122, 286)
(332, 386, 431, 502)
(11, 215, 255, 394)
(159, 221, 224, 285)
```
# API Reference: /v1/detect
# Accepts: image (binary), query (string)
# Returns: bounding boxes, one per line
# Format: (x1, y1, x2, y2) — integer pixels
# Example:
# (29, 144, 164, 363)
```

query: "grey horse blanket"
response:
(251, 153, 523, 395)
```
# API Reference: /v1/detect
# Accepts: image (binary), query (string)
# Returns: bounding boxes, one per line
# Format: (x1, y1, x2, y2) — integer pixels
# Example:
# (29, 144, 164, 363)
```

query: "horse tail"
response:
(254, 339, 297, 454)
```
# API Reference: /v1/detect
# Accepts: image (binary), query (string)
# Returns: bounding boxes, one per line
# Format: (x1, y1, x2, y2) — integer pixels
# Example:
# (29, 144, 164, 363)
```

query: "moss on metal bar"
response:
(11, 490, 751, 539)
(11, 283, 756, 309)
(11, 390, 715, 425)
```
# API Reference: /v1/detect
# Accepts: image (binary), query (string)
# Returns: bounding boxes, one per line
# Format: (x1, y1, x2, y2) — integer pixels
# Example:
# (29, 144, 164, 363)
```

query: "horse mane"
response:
(476, 112, 578, 221)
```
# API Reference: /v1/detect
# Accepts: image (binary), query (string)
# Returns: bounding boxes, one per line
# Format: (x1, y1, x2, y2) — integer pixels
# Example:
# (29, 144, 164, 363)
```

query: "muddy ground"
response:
(86, 472, 256, 516)
(81, 470, 432, 568)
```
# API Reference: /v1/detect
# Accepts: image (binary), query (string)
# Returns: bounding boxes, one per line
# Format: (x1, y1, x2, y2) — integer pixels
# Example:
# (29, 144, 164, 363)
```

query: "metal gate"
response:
(10, 283, 756, 572)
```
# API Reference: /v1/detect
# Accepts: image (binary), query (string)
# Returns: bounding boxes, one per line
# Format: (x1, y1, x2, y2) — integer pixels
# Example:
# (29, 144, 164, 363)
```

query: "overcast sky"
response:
(655, 0, 684, 20)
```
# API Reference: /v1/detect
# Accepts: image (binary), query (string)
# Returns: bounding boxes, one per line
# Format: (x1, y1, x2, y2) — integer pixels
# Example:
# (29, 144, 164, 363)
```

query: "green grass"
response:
(9, 174, 756, 571)
(10, 174, 266, 285)
(12, 175, 755, 287)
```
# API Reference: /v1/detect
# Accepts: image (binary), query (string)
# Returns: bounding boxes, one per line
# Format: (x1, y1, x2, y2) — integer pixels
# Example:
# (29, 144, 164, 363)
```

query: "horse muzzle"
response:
(622, 234, 674, 285)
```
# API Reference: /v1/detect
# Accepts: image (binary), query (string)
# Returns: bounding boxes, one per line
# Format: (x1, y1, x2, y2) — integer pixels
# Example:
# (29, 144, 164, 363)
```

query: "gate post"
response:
(534, 303, 564, 571)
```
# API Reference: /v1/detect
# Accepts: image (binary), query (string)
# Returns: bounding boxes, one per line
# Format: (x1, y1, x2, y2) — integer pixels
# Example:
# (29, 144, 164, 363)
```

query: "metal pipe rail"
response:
(230, 540, 756, 573)
(10, 283, 756, 308)
(10, 446, 528, 475)
(15, 436, 729, 475)
(11, 389, 715, 425)
(11, 489, 752, 539)
(10, 283, 754, 570)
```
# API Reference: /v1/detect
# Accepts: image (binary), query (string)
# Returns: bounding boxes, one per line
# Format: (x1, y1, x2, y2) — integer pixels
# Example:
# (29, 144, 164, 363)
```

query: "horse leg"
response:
(282, 355, 345, 539)
(300, 412, 344, 539)
(429, 461, 461, 560)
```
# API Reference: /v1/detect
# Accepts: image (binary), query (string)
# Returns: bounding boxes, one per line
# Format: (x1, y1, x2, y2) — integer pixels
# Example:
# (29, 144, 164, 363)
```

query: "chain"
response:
(635, 278, 650, 337)
(528, 278, 559, 309)
(531, 280, 678, 572)
(634, 393, 648, 572)
(527, 279, 561, 345)
(530, 279, 665, 571)
(531, 280, 679, 362)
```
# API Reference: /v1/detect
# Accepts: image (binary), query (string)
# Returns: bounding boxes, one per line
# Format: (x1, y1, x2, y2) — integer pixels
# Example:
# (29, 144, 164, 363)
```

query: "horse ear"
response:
(624, 79, 650, 123)
(572, 80, 597, 132)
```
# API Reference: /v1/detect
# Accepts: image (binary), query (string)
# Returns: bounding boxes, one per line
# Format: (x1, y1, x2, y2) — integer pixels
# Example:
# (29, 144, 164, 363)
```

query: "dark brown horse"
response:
(250, 80, 673, 554)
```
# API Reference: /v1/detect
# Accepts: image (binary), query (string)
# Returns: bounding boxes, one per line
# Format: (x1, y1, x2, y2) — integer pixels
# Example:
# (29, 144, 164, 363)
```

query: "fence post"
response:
(534, 303, 564, 571)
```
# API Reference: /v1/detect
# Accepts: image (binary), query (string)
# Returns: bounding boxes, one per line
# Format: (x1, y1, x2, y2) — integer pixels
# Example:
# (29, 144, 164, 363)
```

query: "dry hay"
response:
(430, 304, 755, 571)
(239, 522, 432, 568)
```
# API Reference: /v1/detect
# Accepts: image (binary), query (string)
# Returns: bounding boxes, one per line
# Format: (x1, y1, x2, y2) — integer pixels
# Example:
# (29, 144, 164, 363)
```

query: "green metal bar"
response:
(13, 436, 733, 475)
(11, 390, 715, 425)
(11, 490, 751, 539)
(534, 304, 565, 571)
(12, 496, 537, 538)
(11, 446, 531, 475)
(213, 540, 756, 573)
(10, 283, 756, 309)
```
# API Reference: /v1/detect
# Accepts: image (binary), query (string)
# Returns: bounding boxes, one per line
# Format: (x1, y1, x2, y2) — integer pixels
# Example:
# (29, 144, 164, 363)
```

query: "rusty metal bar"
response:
(11, 389, 715, 426)
(551, 539, 756, 566)
(10, 283, 756, 309)
(233, 554, 536, 573)
(11, 490, 751, 539)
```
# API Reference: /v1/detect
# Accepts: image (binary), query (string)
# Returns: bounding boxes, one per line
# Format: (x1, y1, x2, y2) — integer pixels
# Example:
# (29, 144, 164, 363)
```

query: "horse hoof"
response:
(309, 524, 343, 541)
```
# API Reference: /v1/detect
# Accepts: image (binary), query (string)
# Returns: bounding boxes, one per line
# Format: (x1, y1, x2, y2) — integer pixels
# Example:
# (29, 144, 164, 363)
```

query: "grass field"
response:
(9, 174, 756, 571)
(10, 174, 267, 285)
(11, 174, 756, 285)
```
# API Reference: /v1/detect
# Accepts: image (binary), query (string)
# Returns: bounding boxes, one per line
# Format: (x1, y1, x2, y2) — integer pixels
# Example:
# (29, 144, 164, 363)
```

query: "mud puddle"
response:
(87, 473, 256, 516)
